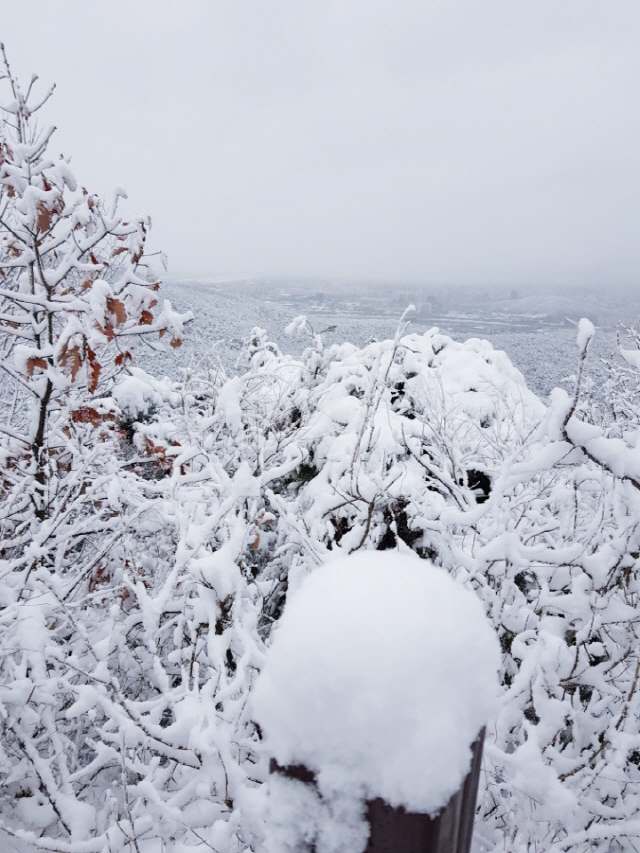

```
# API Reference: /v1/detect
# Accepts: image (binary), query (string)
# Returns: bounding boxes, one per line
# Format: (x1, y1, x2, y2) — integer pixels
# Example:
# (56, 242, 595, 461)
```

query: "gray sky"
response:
(2, 1, 639, 286)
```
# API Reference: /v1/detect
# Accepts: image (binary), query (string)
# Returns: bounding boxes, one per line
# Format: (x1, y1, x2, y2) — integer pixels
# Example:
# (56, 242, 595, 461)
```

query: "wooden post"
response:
(271, 728, 485, 853)
(255, 553, 500, 853)
(363, 730, 484, 853)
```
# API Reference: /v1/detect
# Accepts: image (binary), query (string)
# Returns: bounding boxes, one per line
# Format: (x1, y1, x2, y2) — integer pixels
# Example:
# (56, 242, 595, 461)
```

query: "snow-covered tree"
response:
(0, 47, 193, 850)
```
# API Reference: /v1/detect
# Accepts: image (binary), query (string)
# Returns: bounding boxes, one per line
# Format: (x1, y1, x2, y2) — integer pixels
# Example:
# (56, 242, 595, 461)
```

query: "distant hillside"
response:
(490, 293, 599, 321)
(144, 281, 621, 399)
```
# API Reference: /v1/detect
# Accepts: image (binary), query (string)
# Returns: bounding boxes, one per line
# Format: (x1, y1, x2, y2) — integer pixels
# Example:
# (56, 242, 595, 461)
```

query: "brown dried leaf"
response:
(97, 321, 115, 342)
(36, 203, 53, 233)
(86, 347, 101, 393)
(26, 356, 48, 376)
(106, 297, 127, 327)
(71, 406, 101, 426)
(139, 310, 153, 326)
(58, 343, 82, 381)
(88, 565, 111, 593)
(144, 438, 167, 460)
(170, 337, 183, 349)
(114, 351, 132, 367)
(71, 406, 116, 427)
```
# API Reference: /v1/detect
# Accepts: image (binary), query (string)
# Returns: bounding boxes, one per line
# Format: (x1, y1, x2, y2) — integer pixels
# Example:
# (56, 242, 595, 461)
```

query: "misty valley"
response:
(155, 276, 636, 398)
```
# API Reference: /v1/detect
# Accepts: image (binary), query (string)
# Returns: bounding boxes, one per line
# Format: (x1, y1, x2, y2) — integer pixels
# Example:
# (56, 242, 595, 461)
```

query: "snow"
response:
(0, 830, 38, 853)
(252, 551, 500, 819)
(620, 347, 640, 371)
(576, 317, 595, 353)
(112, 368, 167, 416)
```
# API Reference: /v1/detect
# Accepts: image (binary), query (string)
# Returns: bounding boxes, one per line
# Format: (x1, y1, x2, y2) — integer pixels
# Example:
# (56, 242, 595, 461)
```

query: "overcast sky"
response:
(2, 1, 639, 287)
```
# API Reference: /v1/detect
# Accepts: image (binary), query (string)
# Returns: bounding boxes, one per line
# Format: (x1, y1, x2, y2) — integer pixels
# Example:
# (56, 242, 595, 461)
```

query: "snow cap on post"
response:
(252, 551, 500, 816)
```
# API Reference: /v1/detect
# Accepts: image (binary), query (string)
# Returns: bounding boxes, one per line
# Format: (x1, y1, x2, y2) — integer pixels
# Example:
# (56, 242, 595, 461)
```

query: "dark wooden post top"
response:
(272, 729, 485, 853)
(255, 553, 499, 853)
(364, 730, 484, 853)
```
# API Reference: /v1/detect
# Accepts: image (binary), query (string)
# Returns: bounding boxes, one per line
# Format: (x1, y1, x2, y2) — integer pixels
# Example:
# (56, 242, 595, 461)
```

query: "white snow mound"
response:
(252, 551, 500, 816)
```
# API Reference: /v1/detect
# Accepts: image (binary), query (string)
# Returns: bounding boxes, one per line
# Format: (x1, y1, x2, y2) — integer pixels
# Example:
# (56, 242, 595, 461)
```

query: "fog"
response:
(2, 1, 639, 287)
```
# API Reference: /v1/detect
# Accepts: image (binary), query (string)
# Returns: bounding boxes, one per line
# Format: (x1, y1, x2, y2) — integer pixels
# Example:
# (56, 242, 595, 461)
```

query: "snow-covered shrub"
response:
(459, 323, 640, 852)
(270, 322, 542, 599)
(111, 318, 541, 853)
